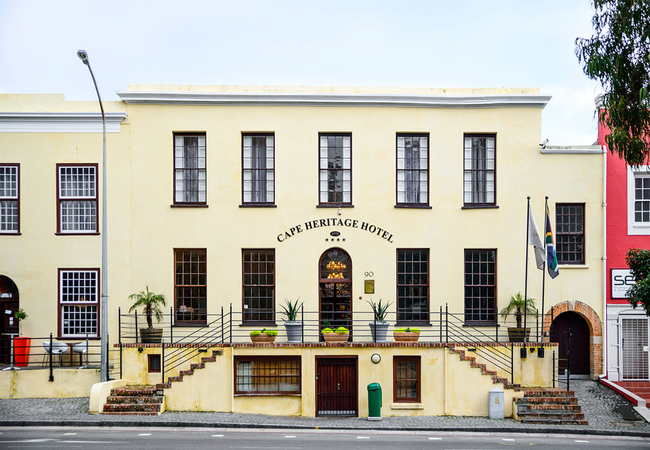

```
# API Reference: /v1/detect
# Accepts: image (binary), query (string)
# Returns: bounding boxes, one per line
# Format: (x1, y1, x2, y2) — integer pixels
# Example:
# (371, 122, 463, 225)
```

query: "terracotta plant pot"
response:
(393, 332, 420, 342)
(323, 332, 350, 343)
(250, 332, 277, 343)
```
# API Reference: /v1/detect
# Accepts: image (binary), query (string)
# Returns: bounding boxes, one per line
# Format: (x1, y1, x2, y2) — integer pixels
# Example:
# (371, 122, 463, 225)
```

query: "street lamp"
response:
(77, 49, 109, 382)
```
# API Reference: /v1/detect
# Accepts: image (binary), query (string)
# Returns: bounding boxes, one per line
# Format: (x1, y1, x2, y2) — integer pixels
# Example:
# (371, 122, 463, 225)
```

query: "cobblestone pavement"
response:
(1, 380, 649, 436)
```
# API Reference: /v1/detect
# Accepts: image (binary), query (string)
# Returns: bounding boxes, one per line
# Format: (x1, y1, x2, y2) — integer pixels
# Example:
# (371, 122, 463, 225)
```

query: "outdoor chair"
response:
(72, 341, 88, 368)
(42, 340, 68, 367)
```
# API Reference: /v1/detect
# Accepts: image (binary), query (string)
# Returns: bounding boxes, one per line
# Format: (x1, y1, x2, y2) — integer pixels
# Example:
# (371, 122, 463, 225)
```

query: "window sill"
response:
(558, 264, 589, 269)
(317, 204, 354, 208)
(390, 403, 423, 410)
(394, 205, 432, 209)
(463, 322, 499, 327)
(55, 232, 99, 236)
(0, 232, 21, 236)
(170, 204, 209, 208)
(461, 205, 499, 209)
(395, 321, 432, 327)
(239, 204, 277, 208)
(173, 322, 208, 327)
(240, 322, 277, 327)
(234, 393, 301, 397)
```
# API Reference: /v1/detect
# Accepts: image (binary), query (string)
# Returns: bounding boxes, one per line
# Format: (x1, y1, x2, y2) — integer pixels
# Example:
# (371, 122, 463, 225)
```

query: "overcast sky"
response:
(0, 0, 602, 144)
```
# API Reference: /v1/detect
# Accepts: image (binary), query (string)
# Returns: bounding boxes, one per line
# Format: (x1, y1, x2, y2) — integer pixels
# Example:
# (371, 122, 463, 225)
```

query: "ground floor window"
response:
(174, 249, 207, 324)
(234, 356, 300, 395)
(58, 269, 99, 338)
(148, 354, 161, 373)
(393, 355, 420, 402)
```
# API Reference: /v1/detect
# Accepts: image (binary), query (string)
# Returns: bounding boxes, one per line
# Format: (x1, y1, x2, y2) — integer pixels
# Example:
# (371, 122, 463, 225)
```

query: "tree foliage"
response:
(576, 0, 650, 166)
(626, 248, 650, 315)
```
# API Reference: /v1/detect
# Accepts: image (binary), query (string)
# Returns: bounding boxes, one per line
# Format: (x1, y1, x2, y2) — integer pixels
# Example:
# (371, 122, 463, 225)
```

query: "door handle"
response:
(337, 382, 341, 390)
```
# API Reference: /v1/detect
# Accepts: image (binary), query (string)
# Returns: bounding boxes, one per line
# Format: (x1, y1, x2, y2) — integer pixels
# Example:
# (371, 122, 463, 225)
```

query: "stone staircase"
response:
(516, 388, 588, 425)
(101, 349, 222, 415)
(449, 346, 521, 390)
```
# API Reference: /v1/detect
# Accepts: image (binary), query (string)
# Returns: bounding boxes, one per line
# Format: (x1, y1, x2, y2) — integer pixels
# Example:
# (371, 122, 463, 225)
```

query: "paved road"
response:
(1, 427, 649, 450)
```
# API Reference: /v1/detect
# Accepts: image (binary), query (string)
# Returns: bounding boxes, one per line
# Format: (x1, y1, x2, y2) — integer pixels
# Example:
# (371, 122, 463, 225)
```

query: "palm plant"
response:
(280, 297, 303, 322)
(500, 292, 537, 328)
(128, 286, 166, 329)
(367, 299, 393, 323)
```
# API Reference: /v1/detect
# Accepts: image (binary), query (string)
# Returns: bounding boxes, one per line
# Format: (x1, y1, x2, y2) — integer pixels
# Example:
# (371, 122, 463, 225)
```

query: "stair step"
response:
(101, 411, 160, 416)
(518, 396, 578, 404)
(103, 403, 162, 413)
(524, 404, 582, 411)
(110, 388, 162, 397)
(520, 417, 588, 425)
(524, 389, 574, 397)
(106, 395, 163, 404)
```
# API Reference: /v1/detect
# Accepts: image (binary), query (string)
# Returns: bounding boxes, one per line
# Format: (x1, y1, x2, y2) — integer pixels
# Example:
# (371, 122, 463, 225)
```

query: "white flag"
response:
(528, 208, 545, 270)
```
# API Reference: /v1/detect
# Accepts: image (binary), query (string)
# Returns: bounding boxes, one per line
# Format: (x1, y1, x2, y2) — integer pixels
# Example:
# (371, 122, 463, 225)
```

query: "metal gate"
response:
(316, 356, 357, 416)
(621, 317, 649, 380)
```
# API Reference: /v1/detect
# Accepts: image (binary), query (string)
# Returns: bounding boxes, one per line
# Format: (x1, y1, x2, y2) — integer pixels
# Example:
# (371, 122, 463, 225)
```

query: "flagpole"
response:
(523, 196, 530, 354)
(540, 196, 548, 344)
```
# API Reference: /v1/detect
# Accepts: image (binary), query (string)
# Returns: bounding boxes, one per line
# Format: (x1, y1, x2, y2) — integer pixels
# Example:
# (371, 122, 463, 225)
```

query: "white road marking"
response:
(503, 438, 515, 441)
(212, 434, 224, 437)
(357, 436, 370, 439)
(285, 435, 296, 438)
(138, 433, 152, 436)
(64, 433, 77, 435)
(575, 440, 589, 443)
(428, 437, 442, 440)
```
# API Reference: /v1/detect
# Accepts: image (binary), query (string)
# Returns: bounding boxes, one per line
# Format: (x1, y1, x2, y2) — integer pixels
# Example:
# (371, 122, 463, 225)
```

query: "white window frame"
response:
(174, 133, 207, 204)
(242, 134, 275, 204)
(57, 164, 98, 234)
(0, 164, 19, 234)
(59, 269, 99, 338)
(627, 165, 650, 235)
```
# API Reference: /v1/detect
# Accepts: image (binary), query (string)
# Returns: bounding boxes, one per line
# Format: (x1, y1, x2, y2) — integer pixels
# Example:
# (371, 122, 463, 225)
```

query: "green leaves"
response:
(626, 248, 650, 315)
(128, 286, 166, 328)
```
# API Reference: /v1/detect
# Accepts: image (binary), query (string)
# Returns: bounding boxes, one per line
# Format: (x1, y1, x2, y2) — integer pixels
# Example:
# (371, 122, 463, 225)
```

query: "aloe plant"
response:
(280, 297, 303, 322)
(367, 298, 393, 322)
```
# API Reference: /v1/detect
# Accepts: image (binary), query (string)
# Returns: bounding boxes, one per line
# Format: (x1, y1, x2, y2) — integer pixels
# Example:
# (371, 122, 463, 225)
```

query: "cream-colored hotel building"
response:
(0, 85, 604, 417)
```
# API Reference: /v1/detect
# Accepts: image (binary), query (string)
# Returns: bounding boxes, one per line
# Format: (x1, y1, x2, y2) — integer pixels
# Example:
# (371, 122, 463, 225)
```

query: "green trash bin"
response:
(367, 382, 382, 420)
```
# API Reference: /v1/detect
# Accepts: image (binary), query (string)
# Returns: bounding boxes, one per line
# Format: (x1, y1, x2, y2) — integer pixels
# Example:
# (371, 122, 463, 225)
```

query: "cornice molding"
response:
(116, 91, 551, 109)
(0, 112, 127, 133)
(541, 145, 604, 155)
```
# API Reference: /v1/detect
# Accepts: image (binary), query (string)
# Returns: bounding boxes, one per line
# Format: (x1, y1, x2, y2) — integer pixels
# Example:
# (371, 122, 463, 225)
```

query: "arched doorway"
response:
(0, 276, 20, 364)
(319, 248, 352, 341)
(550, 311, 590, 377)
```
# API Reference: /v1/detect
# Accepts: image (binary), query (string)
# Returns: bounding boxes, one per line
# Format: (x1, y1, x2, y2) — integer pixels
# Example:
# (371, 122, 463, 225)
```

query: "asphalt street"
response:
(0, 427, 649, 450)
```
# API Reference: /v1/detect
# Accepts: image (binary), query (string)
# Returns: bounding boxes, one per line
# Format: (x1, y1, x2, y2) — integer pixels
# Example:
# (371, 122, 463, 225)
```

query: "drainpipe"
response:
(602, 143, 608, 379)
(444, 348, 448, 414)
(231, 347, 235, 413)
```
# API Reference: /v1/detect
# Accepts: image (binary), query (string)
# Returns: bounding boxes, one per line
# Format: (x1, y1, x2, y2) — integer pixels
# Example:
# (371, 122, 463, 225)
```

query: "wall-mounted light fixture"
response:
(371, 353, 381, 364)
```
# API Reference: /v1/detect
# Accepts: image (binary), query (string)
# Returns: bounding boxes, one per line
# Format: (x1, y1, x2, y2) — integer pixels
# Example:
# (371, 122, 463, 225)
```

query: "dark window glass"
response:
(243, 249, 275, 322)
(397, 134, 429, 205)
(243, 134, 275, 204)
(397, 249, 429, 323)
(174, 249, 207, 323)
(235, 356, 300, 394)
(394, 356, 420, 402)
(556, 203, 585, 264)
(464, 249, 496, 324)
(463, 135, 495, 206)
(174, 133, 206, 204)
(319, 134, 351, 205)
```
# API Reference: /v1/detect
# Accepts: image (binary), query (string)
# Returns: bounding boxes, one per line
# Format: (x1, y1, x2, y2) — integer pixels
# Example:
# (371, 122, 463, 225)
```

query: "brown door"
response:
(550, 311, 590, 376)
(316, 357, 358, 416)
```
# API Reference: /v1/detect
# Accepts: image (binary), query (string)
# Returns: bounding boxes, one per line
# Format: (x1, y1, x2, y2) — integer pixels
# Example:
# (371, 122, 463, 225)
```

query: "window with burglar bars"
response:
(174, 249, 207, 324)
(0, 164, 19, 234)
(621, 318, 649, 380)
(242, 133, 274, 205)
(555, 203, 585, 264)
(634, 174, 650, 225)
(174, 133, 206, 204)
(57, 164, 97, 233)
(319, 133, 351, 205)
(464, 249, 496, 324)
(397, 249, 429, 323)
(243, 249, 275, 323)
(396, 134, 428, 206)
(58, 269, 99, 338)
(235, 356, 300, 394)
(463, 135, 496, 206)
(393, 356, 420, 402)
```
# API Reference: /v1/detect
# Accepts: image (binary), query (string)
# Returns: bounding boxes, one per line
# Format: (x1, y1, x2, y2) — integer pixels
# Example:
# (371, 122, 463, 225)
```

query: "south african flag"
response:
(546, 204, 559, 279)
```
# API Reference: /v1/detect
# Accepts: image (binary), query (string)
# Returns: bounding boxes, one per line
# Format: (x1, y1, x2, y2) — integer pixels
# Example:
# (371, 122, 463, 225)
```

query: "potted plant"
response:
(393, 327, 420, 342)
(322, 326, 350, 343)
(13, 308, 30, 367)
(500, 292, 537, 342)
(129, 286, 166, 344)
(367, 298, 392, 342)
(250, 328, 278, 343)
(281, 297, 303, 343)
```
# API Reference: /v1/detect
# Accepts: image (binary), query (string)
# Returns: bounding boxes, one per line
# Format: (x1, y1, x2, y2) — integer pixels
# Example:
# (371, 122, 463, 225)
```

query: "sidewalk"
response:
(1, 380, 650, 437)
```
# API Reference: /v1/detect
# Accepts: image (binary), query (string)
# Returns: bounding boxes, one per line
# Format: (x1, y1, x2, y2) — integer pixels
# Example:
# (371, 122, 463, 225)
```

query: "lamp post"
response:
(77, 50, 108, 382)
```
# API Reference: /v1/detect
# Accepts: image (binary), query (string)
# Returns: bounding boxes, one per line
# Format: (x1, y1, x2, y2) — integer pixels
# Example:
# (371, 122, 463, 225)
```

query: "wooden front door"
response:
(550, 311, 590, 376)
(316, 357, 358, 416)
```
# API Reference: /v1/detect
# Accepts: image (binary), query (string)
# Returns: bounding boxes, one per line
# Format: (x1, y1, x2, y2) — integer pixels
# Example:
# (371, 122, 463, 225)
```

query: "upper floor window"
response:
(243, 249, 275, 324)
(556, 203, 585, 264)
(319, 133, 351, 205)
(628, 166, 650, 235)
(174, 249, 207, 324)
(0, 164, 19, 234)
(397, 249, 429, 324)
(464, 249, 496, 324)
(57, 164, 98, 234)
(242, 133, 274, 205)
(174, 133, 206, 205)
(463, 135, 496, 206)
(58, 269, 99, 338)
(396, 134, 429, 206)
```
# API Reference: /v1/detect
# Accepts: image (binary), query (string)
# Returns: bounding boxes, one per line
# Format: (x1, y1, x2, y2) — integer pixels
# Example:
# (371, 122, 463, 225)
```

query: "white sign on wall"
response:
(612, 269, 636, 299)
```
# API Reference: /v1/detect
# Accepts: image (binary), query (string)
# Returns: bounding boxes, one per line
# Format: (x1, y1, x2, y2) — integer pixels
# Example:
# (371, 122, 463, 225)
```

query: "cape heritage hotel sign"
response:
(277, 218, 395, 243)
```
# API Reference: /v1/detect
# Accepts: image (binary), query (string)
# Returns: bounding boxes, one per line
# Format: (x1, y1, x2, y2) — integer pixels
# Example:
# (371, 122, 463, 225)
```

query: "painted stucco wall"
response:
(0, 367, 100, 398)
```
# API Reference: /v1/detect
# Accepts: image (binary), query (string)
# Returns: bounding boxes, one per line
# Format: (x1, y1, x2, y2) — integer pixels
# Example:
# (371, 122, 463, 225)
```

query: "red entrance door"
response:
(316, 357, 358, 416)
(550, 311, 590, 376)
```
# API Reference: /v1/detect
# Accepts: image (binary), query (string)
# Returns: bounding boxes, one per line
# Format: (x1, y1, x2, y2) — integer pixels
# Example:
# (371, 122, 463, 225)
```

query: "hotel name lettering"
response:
(277, 218, 394, 243)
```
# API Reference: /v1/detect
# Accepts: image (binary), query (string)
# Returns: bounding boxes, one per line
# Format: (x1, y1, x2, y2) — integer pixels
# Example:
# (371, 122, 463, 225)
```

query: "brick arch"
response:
(542, 300, 603, 379)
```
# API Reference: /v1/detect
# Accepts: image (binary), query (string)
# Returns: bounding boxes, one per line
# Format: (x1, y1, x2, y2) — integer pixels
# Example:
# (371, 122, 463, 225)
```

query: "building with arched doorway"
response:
(0, 86, 605, 415)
